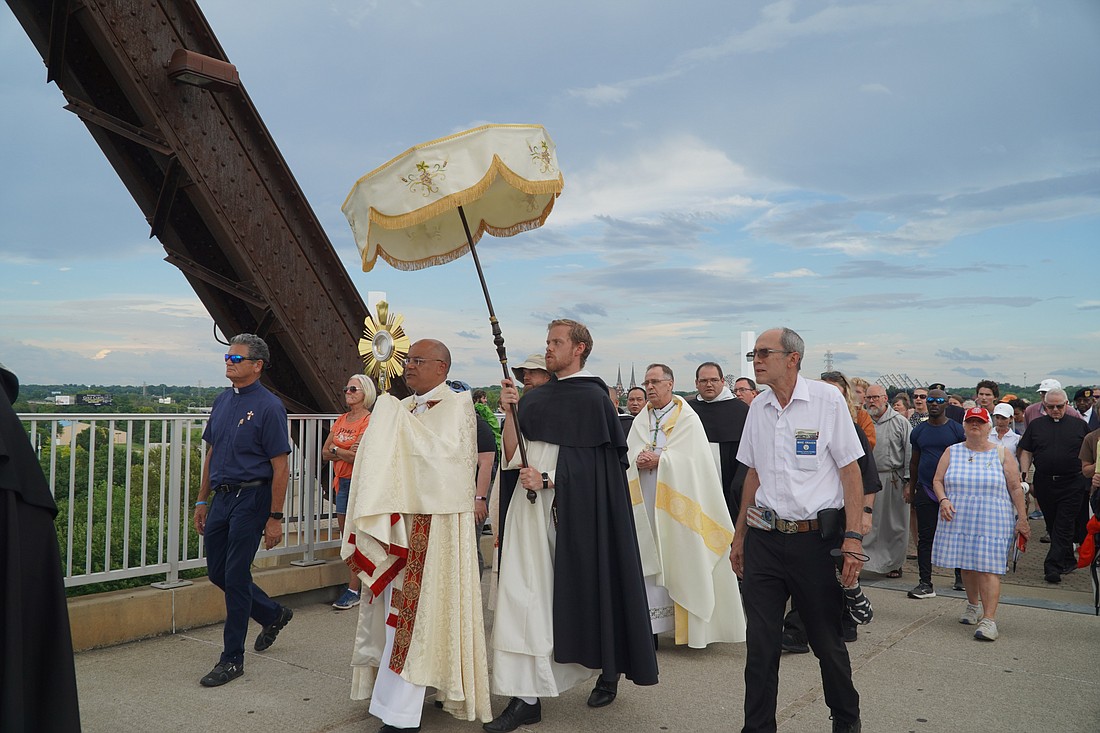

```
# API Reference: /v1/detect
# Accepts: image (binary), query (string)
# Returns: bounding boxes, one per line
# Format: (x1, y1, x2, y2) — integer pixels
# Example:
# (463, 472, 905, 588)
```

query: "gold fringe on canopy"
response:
(342, 124, 564, 273)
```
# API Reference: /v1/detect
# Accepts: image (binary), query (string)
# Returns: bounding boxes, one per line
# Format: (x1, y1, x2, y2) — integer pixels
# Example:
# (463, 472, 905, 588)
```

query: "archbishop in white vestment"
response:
(626, 395, 746, 648)
(340, 385, 492, 725)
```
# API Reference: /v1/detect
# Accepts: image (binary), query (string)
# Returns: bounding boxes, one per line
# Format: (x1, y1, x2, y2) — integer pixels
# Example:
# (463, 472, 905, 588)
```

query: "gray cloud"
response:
(952, 367, 990, 378)
(830, 352, 859, 363)
(455, 330, 480, 340)
(1052, 367, 1100, 380)
(828, 259, 999, 280)
(936, 348, 996, 363)
(683, 352, 725, 365)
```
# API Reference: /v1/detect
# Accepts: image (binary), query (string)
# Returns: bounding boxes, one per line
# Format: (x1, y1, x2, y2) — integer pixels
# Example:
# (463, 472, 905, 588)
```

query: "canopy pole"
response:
(458, 205, 536, 503)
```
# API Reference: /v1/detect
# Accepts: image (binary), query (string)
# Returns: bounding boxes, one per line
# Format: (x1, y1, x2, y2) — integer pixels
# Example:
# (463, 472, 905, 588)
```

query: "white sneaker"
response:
(959, 603, 982, 625)
(974, 618, 999, 641)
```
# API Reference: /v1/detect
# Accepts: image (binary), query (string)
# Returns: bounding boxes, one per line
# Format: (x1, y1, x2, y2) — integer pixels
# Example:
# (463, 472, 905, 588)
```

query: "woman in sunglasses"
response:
(322, 374, 378, 609)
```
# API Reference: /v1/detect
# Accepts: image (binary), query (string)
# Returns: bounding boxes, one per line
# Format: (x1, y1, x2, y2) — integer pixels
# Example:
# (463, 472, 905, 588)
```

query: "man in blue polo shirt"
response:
(905, 388, 964, 600)
(193, 333, 293, 687)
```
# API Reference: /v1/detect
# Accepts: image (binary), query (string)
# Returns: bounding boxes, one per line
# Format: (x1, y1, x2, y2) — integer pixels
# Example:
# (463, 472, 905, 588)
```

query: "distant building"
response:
(54, 395, 74, 405)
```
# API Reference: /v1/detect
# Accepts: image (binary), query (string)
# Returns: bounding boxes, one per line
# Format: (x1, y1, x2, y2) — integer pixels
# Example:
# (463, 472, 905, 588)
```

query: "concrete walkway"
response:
(74, 569, 1098, 733)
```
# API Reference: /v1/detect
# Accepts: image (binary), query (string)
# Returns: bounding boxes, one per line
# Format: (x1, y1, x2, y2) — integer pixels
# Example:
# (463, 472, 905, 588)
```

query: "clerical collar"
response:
(697, 386, 734, 402)
(558, 369, 595, 380)
(232, 381, 261, 395)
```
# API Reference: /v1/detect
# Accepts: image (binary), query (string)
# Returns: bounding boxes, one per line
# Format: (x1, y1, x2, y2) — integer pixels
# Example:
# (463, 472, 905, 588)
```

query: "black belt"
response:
(212, 480, 266, 493)
(1046, 472, 1082, 482)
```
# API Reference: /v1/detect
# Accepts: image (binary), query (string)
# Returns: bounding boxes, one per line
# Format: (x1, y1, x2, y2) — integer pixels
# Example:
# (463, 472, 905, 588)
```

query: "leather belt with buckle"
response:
(775, 518, 820, 534)
(212, 479, 265, 493)
(1047, 472, 1082, 482)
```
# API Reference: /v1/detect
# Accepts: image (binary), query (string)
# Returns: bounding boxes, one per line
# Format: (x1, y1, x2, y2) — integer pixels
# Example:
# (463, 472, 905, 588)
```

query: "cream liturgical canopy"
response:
(342, 124, 564, 272)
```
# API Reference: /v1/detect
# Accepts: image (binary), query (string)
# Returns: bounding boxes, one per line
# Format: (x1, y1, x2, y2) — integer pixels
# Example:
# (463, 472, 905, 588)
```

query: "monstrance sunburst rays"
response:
(358, 300, 409, 391)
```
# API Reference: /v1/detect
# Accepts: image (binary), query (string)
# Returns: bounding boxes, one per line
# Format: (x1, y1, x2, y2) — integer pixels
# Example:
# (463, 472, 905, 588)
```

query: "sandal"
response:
(886, 569, 902, 578)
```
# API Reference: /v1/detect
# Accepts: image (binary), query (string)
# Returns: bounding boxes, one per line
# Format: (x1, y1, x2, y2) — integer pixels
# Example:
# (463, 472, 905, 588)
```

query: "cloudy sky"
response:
(2, 0, 1098, 392)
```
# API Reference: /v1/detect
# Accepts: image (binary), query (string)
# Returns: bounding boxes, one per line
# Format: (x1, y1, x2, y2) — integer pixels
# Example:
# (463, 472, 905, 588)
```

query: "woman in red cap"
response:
(931, 407, 1030, 641)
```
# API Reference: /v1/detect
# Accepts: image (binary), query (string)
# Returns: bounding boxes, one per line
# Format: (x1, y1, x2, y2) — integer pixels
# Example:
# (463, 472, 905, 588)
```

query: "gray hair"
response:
(348, 374, 378, 410)
(1044, 387, 1068, 405)
(776, 327, 805, 371)
(646, 363, 674, 381)
(230, 333, 270, 368)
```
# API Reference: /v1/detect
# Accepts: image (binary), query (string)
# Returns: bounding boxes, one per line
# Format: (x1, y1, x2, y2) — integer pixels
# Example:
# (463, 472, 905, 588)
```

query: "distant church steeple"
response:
(629, 364, 637, 389)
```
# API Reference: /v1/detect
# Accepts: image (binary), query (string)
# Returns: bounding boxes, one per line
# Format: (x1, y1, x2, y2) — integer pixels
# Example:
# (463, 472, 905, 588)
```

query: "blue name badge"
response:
(795, 429, 819, 456)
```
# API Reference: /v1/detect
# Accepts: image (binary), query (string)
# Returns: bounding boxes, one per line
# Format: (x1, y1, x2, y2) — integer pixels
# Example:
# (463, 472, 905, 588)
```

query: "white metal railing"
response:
(18, 412, 343, 589)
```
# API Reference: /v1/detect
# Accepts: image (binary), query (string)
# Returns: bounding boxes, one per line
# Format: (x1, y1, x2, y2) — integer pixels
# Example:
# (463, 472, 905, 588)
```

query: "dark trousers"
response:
(913, 498, 940, 586)
(205, 484, 282, 664)
(742, 528, 859, 732)
(1033, 473, 1089, 576)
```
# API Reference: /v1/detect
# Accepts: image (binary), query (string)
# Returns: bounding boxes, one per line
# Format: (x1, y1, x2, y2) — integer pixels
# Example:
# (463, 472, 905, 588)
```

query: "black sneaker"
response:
(200, 660, 243, 687)
(907, 582, 935, 599)
(781, 632, 809, 654)
(254, 606, 293, 651)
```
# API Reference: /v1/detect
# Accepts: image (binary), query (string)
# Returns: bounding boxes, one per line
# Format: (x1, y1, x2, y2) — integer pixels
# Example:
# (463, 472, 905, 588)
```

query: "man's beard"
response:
(867, 403, 885, 419)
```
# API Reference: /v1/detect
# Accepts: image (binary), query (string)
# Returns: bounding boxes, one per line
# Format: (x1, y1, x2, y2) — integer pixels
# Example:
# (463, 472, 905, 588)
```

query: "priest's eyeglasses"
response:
(402, 357, 446, 367)
(696, 378, 723, 385)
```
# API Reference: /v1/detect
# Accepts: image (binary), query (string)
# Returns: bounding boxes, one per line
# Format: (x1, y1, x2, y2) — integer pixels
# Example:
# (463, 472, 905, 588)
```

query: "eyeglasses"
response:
(733, 387, 753, 394)
(642, 379, 671, 387)
(926, 397, 946, 404)
(224, 354, 258, 364)
(343, 386, 361, 393)
(746, 349, 791, 361)
(913, 394, 928, 400)
(1045, 402, 1068, 410)
(867, 394, 887, 400)
(696, 378, 722, 385)
(402, 357, 445, 367)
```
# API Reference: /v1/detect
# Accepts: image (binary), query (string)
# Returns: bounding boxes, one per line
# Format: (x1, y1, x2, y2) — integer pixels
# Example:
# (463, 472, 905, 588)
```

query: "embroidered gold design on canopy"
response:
(359, 300, 409, 392)
(343, 124, 564, 501)
(341, 124, 563, 273)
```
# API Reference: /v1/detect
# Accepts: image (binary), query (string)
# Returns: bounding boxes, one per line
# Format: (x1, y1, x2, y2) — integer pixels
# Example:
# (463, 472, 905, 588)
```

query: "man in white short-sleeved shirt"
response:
(730, 327, 865, 733)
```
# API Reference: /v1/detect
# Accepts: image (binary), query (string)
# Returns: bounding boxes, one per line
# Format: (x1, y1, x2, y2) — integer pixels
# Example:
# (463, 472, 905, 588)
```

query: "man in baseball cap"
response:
(1073, 388, 1094, 425)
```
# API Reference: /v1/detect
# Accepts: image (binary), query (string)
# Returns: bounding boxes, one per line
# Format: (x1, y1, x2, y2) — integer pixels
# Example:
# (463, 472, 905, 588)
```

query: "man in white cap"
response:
(1022, 379, 1081, 428)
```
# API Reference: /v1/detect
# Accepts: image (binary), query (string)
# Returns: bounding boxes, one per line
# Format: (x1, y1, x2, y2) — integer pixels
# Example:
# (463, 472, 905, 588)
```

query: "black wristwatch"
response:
(269, 512, 284, 521)
(843, 530, 864, 541)
(541, 472, 549, 490)
(862, 506, 873, 514)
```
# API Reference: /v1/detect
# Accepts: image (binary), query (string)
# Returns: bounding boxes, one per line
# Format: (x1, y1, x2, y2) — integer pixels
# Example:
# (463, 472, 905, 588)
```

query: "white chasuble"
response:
(626, 396, 747, 648)
(342, 388, 492, 722)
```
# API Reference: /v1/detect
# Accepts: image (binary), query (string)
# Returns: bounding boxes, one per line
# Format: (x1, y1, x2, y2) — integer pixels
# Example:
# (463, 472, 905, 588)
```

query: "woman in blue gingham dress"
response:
(932, 442, 1014, 572)
(931, 409, 1030, 641)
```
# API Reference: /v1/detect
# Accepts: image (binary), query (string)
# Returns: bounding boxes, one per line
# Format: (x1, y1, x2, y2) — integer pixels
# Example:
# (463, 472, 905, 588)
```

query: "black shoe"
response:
(1040, 533, 1051, 543)
(1044, 572, 1062, 584)
(952, 570, 965, 592)
(842, 624, 858, 643)
(587, 677, 618, 708)
(483, 698, 541, 732)
(832, 716, 862, 732)
(254, 605, 293, 651)
(378, 725, 421, 733)
(200, 660, 243, 687)
(781, 633, 809, 654)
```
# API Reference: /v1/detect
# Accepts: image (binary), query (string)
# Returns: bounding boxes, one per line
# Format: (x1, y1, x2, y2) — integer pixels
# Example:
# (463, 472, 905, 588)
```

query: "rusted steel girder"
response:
(7, 0, 366, 413)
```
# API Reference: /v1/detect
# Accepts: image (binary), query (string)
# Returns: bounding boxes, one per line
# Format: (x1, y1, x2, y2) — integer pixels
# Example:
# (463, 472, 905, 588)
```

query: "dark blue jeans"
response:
(205, 484, 282, 664)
